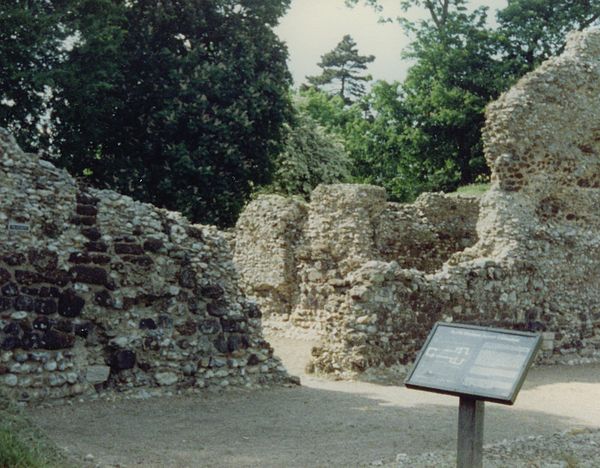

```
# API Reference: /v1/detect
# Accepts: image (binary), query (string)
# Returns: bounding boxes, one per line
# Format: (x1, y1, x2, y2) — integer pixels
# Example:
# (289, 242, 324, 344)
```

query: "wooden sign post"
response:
(405, 323, 542, 468)
(457, 397, 484, 467)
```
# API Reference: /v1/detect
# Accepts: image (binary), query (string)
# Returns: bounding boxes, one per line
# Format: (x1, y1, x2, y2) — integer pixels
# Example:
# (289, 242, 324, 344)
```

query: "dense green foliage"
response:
(2, 0, 599, 222)
(263, 102, 351, 198)
(305, 35, 375, 103)
(0, 1, 69, 152)
(498, 0, 600, 75)
(320, 0, 600, 199)
(0, 0, 292, 227)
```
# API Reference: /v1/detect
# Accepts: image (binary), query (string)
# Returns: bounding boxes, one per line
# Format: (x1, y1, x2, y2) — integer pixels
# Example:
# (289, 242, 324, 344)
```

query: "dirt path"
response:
(29, 337, 600, 467)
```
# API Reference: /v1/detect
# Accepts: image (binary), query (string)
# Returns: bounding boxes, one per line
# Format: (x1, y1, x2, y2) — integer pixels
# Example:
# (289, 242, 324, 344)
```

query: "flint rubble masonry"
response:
(235, 29, 600, 377)
(0, 129, 293, 403)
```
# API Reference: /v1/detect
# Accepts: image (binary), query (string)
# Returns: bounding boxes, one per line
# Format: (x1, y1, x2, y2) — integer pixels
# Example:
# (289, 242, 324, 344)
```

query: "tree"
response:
(0, 1, 69, 152)
(347, 0, 600, 191)
(1, 0, 292, 227)
(262, 103, 351, 198)
(305, 34, 375, 104)
(497, 0, 600, 77)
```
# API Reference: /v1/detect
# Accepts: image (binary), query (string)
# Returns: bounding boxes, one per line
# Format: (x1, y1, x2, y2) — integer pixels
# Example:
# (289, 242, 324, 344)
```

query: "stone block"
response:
(114, 243, 144, 255)
(58, 289, 85, 317)
(86, 365, 111, 385)
(0, 267, 10, 284)
(69, 265, 108, 285)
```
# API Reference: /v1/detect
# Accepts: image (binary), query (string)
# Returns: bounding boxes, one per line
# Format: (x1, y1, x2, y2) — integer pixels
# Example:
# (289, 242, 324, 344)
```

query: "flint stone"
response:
(94, 290, 113, 307)
(76, 192, 99, 205)
(33, 316, 50, 331)
(58, 289, 85, 317)
(201, 284, 224, 299)
(34, 298, 57, 315)
(76, 204, 98, 216)
(1, 282, 19, 297)
(81, 227, 102, 241)
(139, 318, 157, 330)
(69, 265, 108, 285)
(143, 239, 163, 252)
(2, 253, 26, 266)
(175, 319, 197, 336)
(44, 270, 71, 287)
(4, 374, 18, 386)
(14, 295, 34, 312)
(0, 267, 10, 284)
(110, 349, 136, 370)
(86, 365, 111, 384)
(155, 371, 178, 386)
(178, 267, 196, 289)
(44, 360, 57, 371)
(20, 332, 42, 350)
(15, 270, 43, 286)
(1, 336, 20, 351)
(207, 302, 227, 317)
(3, 322, 20, 335)
(213, 336, 228, 354)
(74, 322, 93, 338)
(84, 241, 108, 252)
(0, 297, 12, 311)
(10, 311, 27, 320)
(91, 254, 111, 265)
(68, 252, 91, 264)
(42, 330, 75, 350)
(115, 243, 144, 255)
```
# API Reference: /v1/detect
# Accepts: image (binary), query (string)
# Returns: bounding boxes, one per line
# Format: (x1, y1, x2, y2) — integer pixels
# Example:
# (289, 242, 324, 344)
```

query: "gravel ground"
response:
(27, 336, 600, 467)
(391, 428, 600, 467)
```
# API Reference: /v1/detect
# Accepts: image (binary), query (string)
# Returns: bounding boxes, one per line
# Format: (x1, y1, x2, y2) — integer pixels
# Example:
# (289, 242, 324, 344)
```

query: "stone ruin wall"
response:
(234, 188, 480, 335)
(0, 129, 292, 403)
(235, 29, 600, 377)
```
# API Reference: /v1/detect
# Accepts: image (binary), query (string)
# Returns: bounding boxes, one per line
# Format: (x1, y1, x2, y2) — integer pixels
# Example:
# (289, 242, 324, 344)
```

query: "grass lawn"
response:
(0, 392, 73, 468)
(448, 183, 490, 197)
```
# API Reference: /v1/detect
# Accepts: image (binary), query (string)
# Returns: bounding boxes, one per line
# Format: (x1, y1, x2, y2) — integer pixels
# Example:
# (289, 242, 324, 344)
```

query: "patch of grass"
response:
(0, 427, 44, 468)
(0, 391, 74, 468)
(448, 183, 490, 197)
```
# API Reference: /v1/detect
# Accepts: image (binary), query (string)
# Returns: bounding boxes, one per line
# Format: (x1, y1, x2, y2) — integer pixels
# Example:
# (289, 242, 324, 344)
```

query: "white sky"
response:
(276, 0, 507, 87)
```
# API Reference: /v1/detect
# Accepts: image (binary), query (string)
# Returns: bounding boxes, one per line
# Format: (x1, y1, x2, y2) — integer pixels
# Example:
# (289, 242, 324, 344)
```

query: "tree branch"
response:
(424, 0, 441, 30)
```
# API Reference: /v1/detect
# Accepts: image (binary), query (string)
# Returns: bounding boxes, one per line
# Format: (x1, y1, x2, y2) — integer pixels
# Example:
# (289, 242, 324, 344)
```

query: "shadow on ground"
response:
(30, 373, 598, 468)
(28, 335, 600, 467)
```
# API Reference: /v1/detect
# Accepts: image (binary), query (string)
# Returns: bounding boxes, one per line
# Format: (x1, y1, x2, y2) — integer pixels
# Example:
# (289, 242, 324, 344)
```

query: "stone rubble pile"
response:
(0, 129, 293, 403)
(235, 29, 600, 377)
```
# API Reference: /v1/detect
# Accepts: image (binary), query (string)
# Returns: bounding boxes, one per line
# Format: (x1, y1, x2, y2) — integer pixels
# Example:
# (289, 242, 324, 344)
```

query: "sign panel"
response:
(8, 222, 30, 233)
(405, 323, 542, 405)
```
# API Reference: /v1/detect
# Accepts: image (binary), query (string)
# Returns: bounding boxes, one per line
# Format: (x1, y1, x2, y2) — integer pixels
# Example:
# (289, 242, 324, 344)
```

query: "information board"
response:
(405, 323, 542, 405)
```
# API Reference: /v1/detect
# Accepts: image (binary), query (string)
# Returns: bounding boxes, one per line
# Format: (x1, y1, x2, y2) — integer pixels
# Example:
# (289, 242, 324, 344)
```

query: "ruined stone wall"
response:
(234, 186, 479, 334)
(309, 29, 600, 376)
(235, 29, 600, 378)
(376, 192, 479, 272)
(0, 129, 290, 403)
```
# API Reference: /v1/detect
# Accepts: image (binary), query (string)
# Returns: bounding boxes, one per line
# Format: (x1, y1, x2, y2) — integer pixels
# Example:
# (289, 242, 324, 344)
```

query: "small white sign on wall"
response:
(7, 221, 30, 234)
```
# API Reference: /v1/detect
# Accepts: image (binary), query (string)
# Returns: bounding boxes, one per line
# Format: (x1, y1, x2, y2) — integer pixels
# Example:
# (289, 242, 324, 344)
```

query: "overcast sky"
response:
(275, 0, 507, 87)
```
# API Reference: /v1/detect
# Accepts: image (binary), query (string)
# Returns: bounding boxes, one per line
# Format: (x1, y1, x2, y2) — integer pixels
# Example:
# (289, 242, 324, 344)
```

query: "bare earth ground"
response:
(28, 336, 600, 467)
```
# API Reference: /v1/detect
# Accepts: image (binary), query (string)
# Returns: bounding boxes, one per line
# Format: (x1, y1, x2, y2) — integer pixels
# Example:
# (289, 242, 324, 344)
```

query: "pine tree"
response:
(305, 35, 375, 104)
